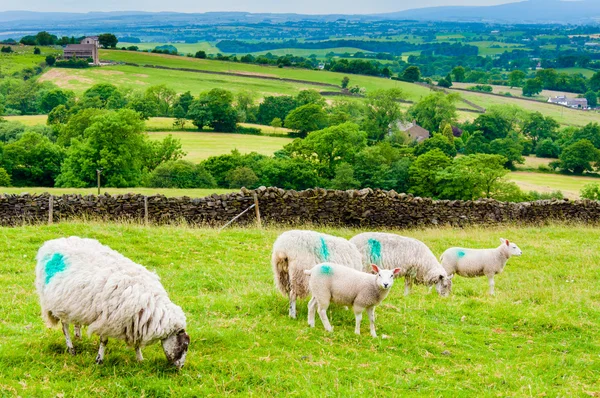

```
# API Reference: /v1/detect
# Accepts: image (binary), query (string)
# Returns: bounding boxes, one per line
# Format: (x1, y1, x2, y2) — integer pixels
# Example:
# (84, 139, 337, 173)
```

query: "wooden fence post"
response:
(48, 195, 54, 225)
(144, 196, 149, 226)
(253, 193, 262, 228)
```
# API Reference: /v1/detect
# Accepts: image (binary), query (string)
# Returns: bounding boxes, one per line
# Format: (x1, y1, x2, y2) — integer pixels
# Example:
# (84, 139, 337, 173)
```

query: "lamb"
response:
(271, 230, 363, 318)
(304, 263, 401, 337)
(440, 238, 523, 295)
(350, 232, 452, 297)
(35, 236, 190, 368)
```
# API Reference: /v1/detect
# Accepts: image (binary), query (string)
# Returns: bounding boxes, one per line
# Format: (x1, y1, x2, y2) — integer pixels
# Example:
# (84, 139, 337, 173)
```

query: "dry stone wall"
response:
(1, 187, 599, 228)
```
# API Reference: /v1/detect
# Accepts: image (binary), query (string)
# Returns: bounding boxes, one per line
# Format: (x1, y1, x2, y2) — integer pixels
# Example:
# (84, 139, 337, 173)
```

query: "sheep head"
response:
(162, 329, 190, 369)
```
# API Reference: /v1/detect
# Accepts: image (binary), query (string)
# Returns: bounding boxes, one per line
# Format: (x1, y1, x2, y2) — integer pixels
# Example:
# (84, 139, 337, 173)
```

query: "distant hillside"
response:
(379, 0, 600, 24)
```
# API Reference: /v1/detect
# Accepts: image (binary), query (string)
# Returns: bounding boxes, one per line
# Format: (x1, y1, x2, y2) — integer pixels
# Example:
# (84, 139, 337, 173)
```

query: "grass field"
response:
(556, 67, 598, 78)
(0, 45, 60, 75)
(468, 41, 529, 56)
(451, 82, 581, 103)
(1, 222, 599, 395)
(148, 131, 292, 162)
(0, 187, 234, 197)
(509, 171, 600, 199)
(119, 42, 220, 54)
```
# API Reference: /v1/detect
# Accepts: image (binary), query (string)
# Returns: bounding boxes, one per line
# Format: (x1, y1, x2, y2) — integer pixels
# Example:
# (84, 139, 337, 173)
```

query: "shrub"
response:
(0, 167, 11, 186)
(581, 183, 600, 200)
(468, 85, 493, 93)
(235, 126, 262, 135)
(535, 139, 560, 158)
(226, 166, 259, 188)
(0, 46, 13, 53)
(147, 160, 216, 188)
(527, 190, 564, 201)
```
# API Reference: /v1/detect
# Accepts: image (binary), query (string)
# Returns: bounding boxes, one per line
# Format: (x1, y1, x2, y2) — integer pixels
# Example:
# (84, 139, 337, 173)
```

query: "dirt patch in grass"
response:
(39, 68, 93, 88)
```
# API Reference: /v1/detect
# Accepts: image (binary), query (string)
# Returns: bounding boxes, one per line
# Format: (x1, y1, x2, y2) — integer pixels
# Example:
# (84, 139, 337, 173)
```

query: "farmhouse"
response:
(63, 44, 99, 65)
(548, 96, 588, 109)
(398, 120, 430, 142)
(80, 36, 100, 48)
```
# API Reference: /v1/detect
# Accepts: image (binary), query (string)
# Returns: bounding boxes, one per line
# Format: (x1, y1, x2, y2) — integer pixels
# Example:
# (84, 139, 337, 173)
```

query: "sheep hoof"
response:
(68, 347, 76, 356)
(371, 333, 378, 338)
(95, 356, 103, 365)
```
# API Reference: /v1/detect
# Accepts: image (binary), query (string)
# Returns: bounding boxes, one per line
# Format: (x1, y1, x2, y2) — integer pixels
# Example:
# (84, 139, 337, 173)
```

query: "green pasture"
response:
(118, 42, 220, 54)
(244, 47, 375, 57)
(0, 45, 60, 75)
(556, 67, 597, 78)
(508, 171, 600, 199)
(0, 222, 599, 395)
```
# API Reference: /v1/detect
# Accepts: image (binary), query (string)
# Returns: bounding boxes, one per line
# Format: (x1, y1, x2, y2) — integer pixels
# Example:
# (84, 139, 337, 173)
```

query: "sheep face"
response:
(371, 264, 401, 290)
(162, 329, 190, 369)
(500, 238, 523, 257)
(435, 275, 453, 297)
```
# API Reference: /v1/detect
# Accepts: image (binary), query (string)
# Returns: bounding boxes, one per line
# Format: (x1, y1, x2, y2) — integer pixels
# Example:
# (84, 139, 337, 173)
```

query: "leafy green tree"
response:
(56, 108, 106, 146)
(0, 167, 11, 186)
(489, 132, 525, 168)
(581, 183, 600, 200)
(508, 70, 526, 88)
(438, 74, 453, 88)
(39, 89, 72, 113)
(194, 51, 207, 59)
(590, 71, 600, 92)
(144, 134, 185, 171)
(174, 91, 194, 114)
(284, 122, 367, 178)
(187, 100, 212, 130)
(257, 157, 324, 190)
(436, 154, 509, 200)
(523, 78, 543, 97)
(35, 31, 55, 46)
(145, 85, 176, 117)
(2, 132, 65, 186)
(341, 76, 350, 89)
(535, 139, 560, 158)
(409, 149, 452, 198)
(296, 90, 326, 107)
(45, 55, 56, 66)
(470, 112, 512, 141)
(585, 91, 598, 108)
(522, 112, 560, 147)
(414, 134, 457, 158)
(56, 109, 148, 187)
(127, 93, 159, 120)
(402, 66, 421, 82)
(329, 163, 360, 190)
(256, 96, 298, 125)
(81, 84, 126, 110)
(284, 104, 328, 137)
(464, 131, 490, 155)
(188, 89, 238, 132)
(409, 92, 459, 133)
(555, 139, 599, 174)
(98, 33, 118, 49)
(571, 123, 600, 149)
(451, 66, 466, 83)
(47, 104, 70, 125)
(226, 166, 259, 188)
(173, 105, 187, 129)
(33, 47, 41, 55)
(361, 89, 405, 142)
(353, 143, 407, 189)
(148, 160, 215, 188)
(270, 118, 282, 128)
(440, 123, 454, 143)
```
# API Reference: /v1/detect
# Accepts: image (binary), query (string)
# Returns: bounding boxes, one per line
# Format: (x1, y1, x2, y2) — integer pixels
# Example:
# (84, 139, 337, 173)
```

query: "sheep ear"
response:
(392, 268, 401, 276)
(371, 264, 380, 274)
(500, 238, 507, 245)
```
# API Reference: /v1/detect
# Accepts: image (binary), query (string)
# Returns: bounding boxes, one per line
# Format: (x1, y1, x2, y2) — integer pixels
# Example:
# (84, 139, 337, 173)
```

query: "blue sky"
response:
(0, 0, 522, 14)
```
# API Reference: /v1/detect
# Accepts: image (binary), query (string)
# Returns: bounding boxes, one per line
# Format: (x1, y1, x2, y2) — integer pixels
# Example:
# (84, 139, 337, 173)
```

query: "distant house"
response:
(398, 120, 430, 142)
(80, 36, 100, 48)
(63, 44, 99, 65)
(317, 62, 325, 70)
(548, 96, 588, 109)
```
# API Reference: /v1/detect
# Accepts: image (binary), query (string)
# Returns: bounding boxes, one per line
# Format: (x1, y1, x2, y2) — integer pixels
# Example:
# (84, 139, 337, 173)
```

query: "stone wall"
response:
(1, 187, 599, 228)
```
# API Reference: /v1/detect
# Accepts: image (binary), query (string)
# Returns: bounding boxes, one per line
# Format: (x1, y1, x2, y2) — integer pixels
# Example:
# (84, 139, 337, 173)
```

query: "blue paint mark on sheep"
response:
(368, 239, 382, 265)
(457, 250, 466, 258)
(320, 264, 333, 275)
(318, 236, 330, 261)
(44, 253, 67, 285)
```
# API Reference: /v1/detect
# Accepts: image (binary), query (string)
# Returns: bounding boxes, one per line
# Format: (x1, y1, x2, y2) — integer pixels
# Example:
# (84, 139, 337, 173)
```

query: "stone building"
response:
(63, 42, 99, 65)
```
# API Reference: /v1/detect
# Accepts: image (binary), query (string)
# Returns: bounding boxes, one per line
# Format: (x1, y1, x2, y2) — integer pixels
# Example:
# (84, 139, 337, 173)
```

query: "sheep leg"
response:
(61, 321, 76, 355)
(317, 301, 333, 332)
(95, 337, 108, 364)
(289, 289, 297, 319)
(74, 325, 81, 340)
(135, 346, 144, 362)
(404, 277, 413, 296)
(367, 306, 377, 338)
(307, 296, 317, 327)
(353, 306, 364, 335)
(488, 275, 495, 295)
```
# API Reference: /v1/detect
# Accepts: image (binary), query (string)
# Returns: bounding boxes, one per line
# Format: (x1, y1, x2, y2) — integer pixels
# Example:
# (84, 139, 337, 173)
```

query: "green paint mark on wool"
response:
(368, 239, 382, 265)
(318, 236, 330, 261)
(320, 264, 333, 275)
(44, 253, 67, 285)
(457, 250, 466, 258)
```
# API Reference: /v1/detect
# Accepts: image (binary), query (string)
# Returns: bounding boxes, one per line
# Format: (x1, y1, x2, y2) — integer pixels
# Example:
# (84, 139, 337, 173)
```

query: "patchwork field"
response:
(0, 222, 599, 395)
(119, 41, 220, 54)
(0, 45, 60, 75)
(509, 171, 600, 199)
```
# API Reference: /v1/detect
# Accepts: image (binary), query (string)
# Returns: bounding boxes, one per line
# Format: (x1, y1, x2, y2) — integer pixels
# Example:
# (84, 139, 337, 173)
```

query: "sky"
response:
(0, 0, 523, 14)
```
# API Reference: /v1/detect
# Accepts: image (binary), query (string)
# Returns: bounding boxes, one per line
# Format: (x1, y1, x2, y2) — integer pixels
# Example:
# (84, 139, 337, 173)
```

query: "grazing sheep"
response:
(350, 232, 452, 297)
(440, 238, 523, 295)
(271, 230, 363, 318)
(304, 263, 401, 337)
(35, 236, 190, 368)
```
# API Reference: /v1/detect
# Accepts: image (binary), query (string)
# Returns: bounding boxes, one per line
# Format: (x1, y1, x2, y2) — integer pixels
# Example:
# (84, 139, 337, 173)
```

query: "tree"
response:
(523, 78, 543, 97)
(436, 154, 509, 200)
(148, 160, 215, 188)
(464, 131, 490, 155)
(409, 92, 459, 133)
(585, 91, 598, 108)
(535, 139, 560, 158)
(329, 163, 360, 190)
(341, 76, 350, 89)
(284, 122, 367, 178)
(555, 139, 599, 174)
(402, 66, 421, 82)
(145, 84, 176, 117)
(39, 89, 72, 113)
(191, 88, 238, 132)
(98, 33, 118, 49)
(126, 93, 159, 120)
(35, 31, 55, 46)
(438, 74, 453, 88)
(270, 118, 282, 128)
(361, 89, 405, 142)
(0, 168, 10, 187)
(45, 55, 56, 66)
(256, 96, 298, 125)
(470, 112, 513, 142)
(489, 132, 524, 169)
(581, 183, 600, 201)
(508, 70, 526, 88)
(451, 66, 466, 83)
(590, 71, 600, 92)
(522, 112, 560, 147)
(296, 90, 326, 107)
(81, 84, 126, 109)
(173, 105, 187, 129)
(195, 51, 207, 59)
(174, 91, 194, 114)
(352, 143, 407, 190)
(571, 123, 600, 149)
(440, 123, 454, 143)
(284, 104, 328, 137)
(47, 104, 70, 125)
(414, 134, 457, 158)
(226, 166, 259, 188)
(409, 149, 452, 198)
(55, 109, 149, 187)
(33, 47, 41, 55)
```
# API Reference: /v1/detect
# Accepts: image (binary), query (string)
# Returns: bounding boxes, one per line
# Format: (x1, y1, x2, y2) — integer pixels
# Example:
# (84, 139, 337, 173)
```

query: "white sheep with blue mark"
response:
(271, 230, 363, 318)
(350, 232, 453, 297)
(440, 238, 523, 295)
(304, 263, 401, 337)
(35, 236, 190, 368)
